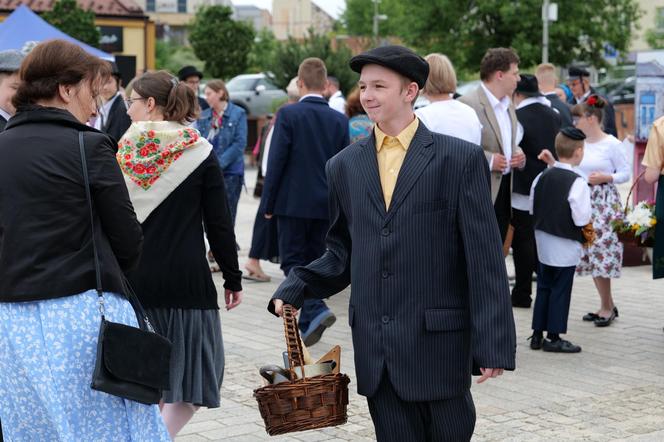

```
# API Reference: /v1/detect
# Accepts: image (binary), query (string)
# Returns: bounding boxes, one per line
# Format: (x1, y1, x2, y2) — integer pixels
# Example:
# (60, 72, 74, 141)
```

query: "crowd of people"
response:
(0, 35, 659, 442)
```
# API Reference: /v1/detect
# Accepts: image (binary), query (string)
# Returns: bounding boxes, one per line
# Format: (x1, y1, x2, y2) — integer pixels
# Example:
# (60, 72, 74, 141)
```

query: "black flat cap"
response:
(178, 65, 203, 81)
(568, 66, 590, 80)
(515, 74, 542, 97)
(349, 45, 429, 89)
(560, 126, 586, 140)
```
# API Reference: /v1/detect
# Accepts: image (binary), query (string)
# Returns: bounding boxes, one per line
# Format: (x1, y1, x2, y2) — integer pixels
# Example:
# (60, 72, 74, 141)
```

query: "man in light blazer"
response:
(458, 48, 525, 242)
(268, 45, 516, 441)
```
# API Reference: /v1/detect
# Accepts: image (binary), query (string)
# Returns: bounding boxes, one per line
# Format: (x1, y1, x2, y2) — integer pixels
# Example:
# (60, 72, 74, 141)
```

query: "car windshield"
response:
(227, 77, 258, 92)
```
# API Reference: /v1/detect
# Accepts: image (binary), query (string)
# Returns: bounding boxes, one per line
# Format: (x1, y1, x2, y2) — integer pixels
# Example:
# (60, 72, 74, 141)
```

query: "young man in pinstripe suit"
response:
(269, 46, 516, 441)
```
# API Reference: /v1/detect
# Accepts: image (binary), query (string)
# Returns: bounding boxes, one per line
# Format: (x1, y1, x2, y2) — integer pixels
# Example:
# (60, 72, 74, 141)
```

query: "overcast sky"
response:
(233, 0, 346, 19)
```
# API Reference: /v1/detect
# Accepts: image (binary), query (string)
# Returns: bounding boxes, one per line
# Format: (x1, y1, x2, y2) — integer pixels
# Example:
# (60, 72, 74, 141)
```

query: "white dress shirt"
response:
(415, 99, 482, 145)
(577, 135, 630, 184)
(530, 163, 592, 267)
(0, 107, 11, 122)
(481, 82, 513, 174)
(93, 93, 122, 131)
(328, 90, 346, 115)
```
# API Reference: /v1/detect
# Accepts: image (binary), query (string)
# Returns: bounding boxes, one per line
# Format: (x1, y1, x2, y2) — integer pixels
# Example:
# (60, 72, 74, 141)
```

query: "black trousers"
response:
(367, 371, 476, 442)
(511, 208, 537, 302)
(494, 174, 511, 243)
(532, 263, 575, 334)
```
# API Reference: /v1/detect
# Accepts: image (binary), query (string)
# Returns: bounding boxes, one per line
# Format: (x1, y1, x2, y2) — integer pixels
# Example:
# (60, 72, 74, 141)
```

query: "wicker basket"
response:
(615, 171, 655, 248)
(254, 305, 350, 436)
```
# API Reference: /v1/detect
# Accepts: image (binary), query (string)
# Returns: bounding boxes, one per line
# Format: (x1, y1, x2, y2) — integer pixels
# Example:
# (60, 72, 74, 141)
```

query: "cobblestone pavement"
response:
(178, 168, 664, 442)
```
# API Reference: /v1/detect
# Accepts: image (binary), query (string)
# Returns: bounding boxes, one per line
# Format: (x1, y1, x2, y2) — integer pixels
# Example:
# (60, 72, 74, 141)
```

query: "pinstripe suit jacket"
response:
(269, 122, 517, 401)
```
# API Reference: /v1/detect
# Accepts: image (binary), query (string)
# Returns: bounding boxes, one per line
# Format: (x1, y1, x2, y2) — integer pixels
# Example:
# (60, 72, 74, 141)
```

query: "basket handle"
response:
(623, 170, 646, 216)
(282, 305, 306, 379)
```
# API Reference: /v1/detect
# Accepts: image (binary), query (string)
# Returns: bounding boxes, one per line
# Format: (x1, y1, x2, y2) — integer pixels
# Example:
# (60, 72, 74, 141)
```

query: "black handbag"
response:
(78, 132, 172, 405)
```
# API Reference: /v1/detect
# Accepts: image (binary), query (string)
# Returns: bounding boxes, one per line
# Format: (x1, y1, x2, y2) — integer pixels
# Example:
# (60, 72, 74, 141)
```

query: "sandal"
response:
(243, 270, 270, 282)
(583, 306, 618, 322)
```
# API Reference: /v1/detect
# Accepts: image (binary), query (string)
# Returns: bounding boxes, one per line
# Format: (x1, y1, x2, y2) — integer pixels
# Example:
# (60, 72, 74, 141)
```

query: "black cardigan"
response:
(126, 152, 242, 309)
(0, 107, 143, 302)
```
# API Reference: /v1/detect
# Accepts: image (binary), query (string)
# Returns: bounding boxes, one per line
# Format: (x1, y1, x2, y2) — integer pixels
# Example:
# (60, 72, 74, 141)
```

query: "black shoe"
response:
(528, 334, 543, 350)
(542, 339, 582, 353)
(511, 296, 532, 308)
(594, 309, 617, 327)
(583, 306, 618, 322)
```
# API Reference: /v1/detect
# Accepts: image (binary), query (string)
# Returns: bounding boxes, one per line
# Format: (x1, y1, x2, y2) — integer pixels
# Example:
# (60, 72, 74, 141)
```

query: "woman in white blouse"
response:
(572, 95, 629, 327)
(415, 53, 482, 145)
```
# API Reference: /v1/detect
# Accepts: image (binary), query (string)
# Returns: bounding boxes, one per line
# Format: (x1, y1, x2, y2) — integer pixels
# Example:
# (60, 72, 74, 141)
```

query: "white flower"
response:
(626, 206, 653, 227)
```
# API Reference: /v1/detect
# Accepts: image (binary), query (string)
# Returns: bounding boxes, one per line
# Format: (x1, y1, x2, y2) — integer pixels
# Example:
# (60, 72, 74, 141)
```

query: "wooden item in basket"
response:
(254, 305, 350, 436)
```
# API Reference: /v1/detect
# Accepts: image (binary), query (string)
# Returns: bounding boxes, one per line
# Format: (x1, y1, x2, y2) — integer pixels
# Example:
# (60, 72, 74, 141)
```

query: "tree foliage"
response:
(188, 5, 255, 79)
(155, 40, 205, 76)
(344, 0, 642, 74)
(646, 29, 664, 49)
(266, 30, 358, 94)
(247, 28, 278, 73)
(43, 0, 100, 48)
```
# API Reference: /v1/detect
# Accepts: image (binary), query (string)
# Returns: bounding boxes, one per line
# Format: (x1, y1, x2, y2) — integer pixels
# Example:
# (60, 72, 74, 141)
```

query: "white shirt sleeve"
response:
(610, 141, 631, 184)
(471, 113, 482, 146)
(568, 177, 592, 226)
(529, 173, 543, 215)
(261, 125, 275, 176)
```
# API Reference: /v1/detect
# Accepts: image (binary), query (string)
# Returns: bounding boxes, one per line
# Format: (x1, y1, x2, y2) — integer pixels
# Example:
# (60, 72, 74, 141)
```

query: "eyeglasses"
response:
(125, 97, 146, 107)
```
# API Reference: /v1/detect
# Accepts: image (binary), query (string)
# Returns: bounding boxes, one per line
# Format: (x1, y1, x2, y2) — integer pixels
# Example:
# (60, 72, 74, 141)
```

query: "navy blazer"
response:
(269, 122, 516, 401)
(260, 96, 349, 220)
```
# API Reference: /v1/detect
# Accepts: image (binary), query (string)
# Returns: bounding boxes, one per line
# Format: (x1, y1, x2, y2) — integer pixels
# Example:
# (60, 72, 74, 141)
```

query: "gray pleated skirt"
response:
(146, 307, 224, 408)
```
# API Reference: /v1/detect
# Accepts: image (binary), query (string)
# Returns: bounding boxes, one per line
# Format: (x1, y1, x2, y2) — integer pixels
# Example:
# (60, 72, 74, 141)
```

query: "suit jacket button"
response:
(382, 315, 390, 324)
(381, 270, 389, 278)
(381, 227, 390, 236)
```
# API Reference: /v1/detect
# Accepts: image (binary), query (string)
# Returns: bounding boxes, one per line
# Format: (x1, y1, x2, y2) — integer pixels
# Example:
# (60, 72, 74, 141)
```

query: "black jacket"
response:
(0, 114, 6, 132)
(127, 153, 242, 309)
(545, 93, 573, 128)
(0, 106, 143, 302)
(270, 124, 516, 401)
(513, 102, 561, 195)
(103, 96, 132, 144)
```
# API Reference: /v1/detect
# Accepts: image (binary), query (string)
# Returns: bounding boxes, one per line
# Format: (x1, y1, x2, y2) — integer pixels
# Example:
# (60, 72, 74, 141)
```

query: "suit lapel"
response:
(385, 125, 434, 224)
(477, 88, 504, 152)
(358, 135, 387, 215)
(509, 104, 518, 148)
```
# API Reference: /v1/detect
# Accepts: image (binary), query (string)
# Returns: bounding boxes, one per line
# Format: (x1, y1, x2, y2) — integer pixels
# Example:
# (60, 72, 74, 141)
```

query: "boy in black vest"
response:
(529, 127, 591, 353)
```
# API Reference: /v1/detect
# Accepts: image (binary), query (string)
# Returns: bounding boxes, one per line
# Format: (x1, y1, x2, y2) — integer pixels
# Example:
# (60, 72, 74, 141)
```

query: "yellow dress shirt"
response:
(375, 118, 419, 209)
(643, 116, 664, 175)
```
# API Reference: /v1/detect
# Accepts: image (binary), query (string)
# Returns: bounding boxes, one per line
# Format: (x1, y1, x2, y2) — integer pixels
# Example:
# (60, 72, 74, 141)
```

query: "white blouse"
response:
(415, 99, 482, 145)
(577, 135, 630, 184)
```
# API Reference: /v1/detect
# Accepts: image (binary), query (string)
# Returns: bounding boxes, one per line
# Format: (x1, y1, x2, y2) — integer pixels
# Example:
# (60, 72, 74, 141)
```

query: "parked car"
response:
(455, 80, 481, 97)
(226, 73, 287, 117)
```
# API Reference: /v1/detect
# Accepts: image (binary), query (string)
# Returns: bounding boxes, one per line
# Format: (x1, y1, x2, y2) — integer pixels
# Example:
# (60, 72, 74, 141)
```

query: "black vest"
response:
(533, 167, 585, 243)
(513, 103, 561, 195)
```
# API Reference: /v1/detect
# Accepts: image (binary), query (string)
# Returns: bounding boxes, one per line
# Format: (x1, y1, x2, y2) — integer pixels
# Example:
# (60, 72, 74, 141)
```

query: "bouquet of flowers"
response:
(611, 200, 656, 247)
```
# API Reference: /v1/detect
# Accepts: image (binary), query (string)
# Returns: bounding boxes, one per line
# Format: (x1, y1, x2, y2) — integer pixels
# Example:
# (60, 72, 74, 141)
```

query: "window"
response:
(657, 7, 664, 30)
(257, 78, 280, 90)
(177, 0, 186, 13)
(146, 0, 155, 12)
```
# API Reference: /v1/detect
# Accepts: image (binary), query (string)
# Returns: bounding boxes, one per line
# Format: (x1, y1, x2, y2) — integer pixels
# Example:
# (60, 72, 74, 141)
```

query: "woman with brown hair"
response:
(195, 79, 247, 226)
(346, 86, 373, 143)
(0, 40, 169, 440)
(121, 71, 243, 438)
(572, 95, 629, 326)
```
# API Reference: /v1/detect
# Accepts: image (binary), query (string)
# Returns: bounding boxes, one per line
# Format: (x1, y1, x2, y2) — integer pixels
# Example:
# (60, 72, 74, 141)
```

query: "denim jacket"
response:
(195, 101, 247, 176)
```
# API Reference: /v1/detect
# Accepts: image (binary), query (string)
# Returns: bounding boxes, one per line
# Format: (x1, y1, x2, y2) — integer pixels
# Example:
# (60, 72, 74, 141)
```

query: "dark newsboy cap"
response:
(515, 74, 542, 97)
(567, 66, 590, 80)
(349, 45, 429, 89)
(560, 126, 586, 141)
(177, 65, 203, 81)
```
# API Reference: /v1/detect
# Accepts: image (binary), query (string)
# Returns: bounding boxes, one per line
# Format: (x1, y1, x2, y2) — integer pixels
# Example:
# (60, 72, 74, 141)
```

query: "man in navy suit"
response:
(260, 58, 349, 346)
(268, 46, 516, 441)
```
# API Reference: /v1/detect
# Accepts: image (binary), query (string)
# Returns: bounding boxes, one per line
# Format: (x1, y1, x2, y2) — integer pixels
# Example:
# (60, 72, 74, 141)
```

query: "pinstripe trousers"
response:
(367, 370, 476, 442)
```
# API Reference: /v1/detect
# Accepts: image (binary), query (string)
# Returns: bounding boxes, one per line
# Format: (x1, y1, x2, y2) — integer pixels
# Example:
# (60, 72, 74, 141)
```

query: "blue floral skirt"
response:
(0, 290, 170, 442)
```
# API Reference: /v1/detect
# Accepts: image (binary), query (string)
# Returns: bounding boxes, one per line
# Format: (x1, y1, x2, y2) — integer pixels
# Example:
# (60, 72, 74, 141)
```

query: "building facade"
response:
(272, 0, 333, 40)
(632, 0, 664, 51)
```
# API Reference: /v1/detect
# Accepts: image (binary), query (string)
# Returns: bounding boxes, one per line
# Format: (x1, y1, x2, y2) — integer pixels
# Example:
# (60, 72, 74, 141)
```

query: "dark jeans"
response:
(277, 215, 330, 332)
(511, 208, 537, 302)
(368, 370, 476, 442)
(224, 174, 243, 226)
(494, 174, 511, 243)
(532, 263, 575, 334)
